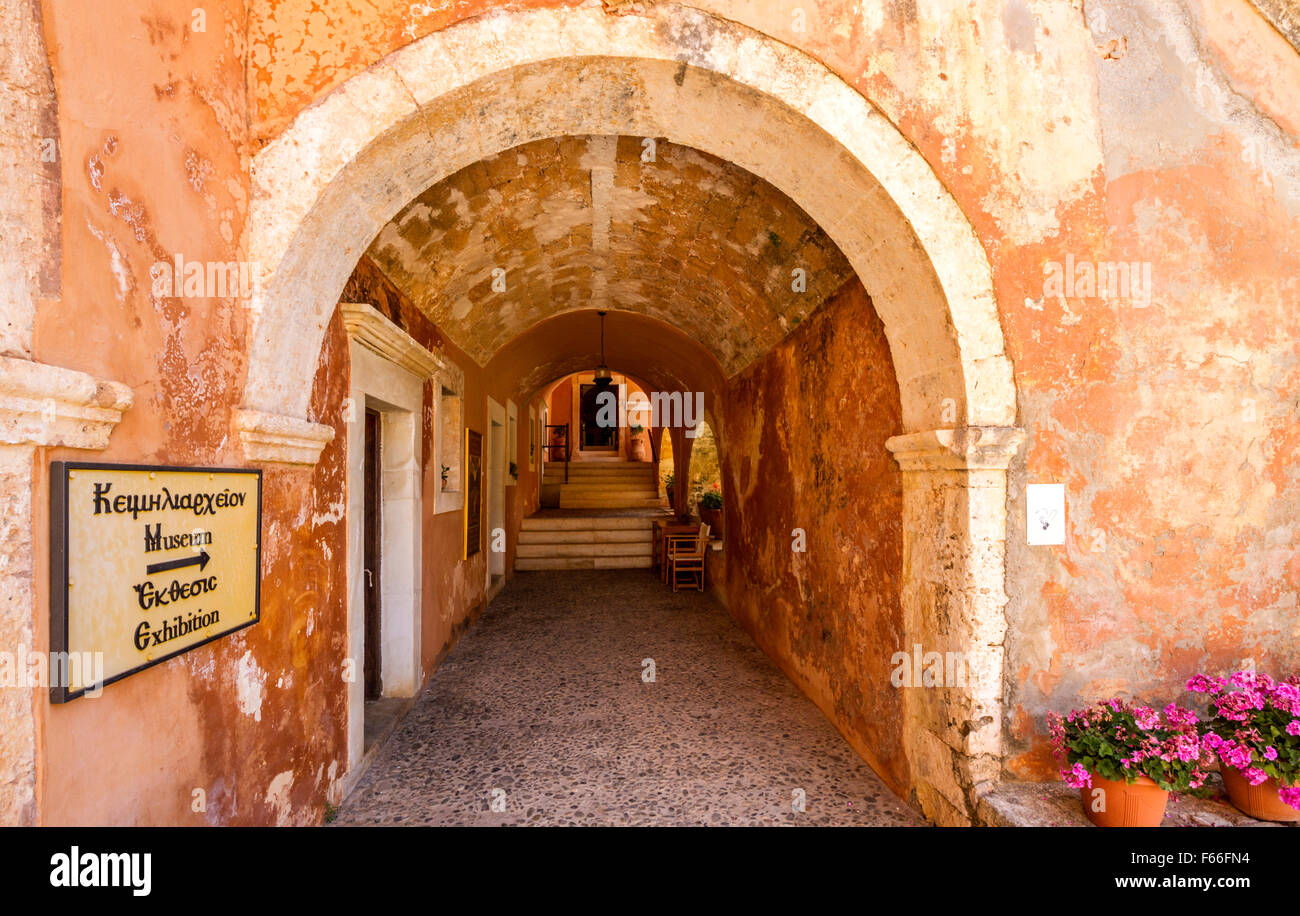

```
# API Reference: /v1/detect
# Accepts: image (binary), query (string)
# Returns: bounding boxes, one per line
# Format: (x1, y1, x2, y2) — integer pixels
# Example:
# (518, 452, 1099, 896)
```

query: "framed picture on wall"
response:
(528, 406, 537, 471)
(464, 429, 482, 558)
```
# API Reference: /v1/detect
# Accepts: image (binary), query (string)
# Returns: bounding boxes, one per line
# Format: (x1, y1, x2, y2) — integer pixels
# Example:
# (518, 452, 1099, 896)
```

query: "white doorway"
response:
(341, 334, 424, 793)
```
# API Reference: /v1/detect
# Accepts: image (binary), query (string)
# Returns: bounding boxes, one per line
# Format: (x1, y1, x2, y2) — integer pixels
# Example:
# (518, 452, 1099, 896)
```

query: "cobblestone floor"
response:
(333, 569, 924, 826)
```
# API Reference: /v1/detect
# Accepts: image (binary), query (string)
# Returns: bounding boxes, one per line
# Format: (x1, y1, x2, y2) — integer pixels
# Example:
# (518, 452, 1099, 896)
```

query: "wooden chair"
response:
(655, 520, 698, 582)
(668, 523, 711, 592)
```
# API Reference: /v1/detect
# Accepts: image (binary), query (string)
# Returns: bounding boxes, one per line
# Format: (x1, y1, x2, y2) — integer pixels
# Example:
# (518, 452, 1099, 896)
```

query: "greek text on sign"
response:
(50, 462, 262, 702)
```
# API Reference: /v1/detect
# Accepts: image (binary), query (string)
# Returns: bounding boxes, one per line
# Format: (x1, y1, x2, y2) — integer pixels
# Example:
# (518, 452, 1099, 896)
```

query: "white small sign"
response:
(1026, 484, 1066, 545)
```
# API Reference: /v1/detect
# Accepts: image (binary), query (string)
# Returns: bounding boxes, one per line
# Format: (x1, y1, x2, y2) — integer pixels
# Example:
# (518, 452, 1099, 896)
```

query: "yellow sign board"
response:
(50, 462, 262, 701)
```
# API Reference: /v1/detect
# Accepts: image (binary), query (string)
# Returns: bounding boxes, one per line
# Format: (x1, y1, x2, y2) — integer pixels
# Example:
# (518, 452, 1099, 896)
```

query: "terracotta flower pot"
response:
(1220, 766, 1300, 822)
(1079, 773, 1169, 827)
(698, 506, 722, 538)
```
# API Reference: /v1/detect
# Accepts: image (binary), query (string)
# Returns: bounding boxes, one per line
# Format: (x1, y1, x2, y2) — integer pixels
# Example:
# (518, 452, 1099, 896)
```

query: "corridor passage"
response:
(333, 570, 924, 826)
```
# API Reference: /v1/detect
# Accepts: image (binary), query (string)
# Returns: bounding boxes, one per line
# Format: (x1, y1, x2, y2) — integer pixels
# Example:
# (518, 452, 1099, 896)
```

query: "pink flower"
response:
(1243, 767, 1270, 786)
(1187, 674, 1226, 695)
(1264, 746, 1279, 761)
(1134, 706, 1159, 730)
(1164, 703, 1198, 728)
(1061, 763, 1091, 789)
(1287, 720, 1300, 737)
(1279, 786, 1300, 812)
(1230, 670, 1260, 689)
(1224, 743, 1254, 770)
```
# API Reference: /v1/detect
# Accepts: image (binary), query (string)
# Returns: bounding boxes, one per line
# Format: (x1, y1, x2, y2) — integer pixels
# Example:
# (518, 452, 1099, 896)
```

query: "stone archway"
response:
(236, 4, 1023, 825)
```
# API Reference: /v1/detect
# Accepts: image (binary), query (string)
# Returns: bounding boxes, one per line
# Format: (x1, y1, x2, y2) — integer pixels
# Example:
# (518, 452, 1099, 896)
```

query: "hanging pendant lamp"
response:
(593, 310, 613, 386)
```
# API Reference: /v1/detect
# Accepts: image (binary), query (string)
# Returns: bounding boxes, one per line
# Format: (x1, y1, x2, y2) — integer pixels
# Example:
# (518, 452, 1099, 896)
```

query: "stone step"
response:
(555, 466, 655, 473)
(552, 476, 657, 485)
(516, 541, 653, 558)
(544, 473, 657, 484)
(518, 528, 650, 544)
(554, 479, 656, 485)
(515, 556, 653, 571)
(565, 460, 651, 467)
(977, 775, 1272, 828)
(559, 496, 666, 508)
(520, 516, 655, 531)
(556, 485, 660, 493)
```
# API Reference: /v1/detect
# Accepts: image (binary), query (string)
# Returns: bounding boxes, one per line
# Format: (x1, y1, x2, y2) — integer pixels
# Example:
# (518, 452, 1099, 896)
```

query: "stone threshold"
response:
(978, 774, 1290, 827)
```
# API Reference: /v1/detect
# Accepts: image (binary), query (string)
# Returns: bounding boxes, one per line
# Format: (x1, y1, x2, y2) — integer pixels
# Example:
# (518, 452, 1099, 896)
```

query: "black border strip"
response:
(48, 461, 263, 703)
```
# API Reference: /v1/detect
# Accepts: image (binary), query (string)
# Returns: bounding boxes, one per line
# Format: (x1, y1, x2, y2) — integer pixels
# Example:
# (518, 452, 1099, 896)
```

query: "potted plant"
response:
(628, 423, 647, 461)
(1047, 698, 1211, 827)
(1186, 670, 1300, 821)
(697, 483, 722, 539)
(440, 464, 450, 491)
(664, 472, 675, 510)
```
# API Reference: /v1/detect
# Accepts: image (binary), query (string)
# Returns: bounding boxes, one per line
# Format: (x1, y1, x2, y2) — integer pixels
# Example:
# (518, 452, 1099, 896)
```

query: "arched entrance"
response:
(235, 4, 1023, 825)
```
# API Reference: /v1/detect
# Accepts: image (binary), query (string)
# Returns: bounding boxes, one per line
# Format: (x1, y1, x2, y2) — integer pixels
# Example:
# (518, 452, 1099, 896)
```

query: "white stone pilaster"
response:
(0, 356, 132, 825)
(887, 426, 1025, 825)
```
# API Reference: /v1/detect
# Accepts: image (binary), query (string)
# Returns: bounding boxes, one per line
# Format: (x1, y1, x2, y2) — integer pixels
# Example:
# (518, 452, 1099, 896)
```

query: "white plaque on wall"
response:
(1026, 483, 1066, 546)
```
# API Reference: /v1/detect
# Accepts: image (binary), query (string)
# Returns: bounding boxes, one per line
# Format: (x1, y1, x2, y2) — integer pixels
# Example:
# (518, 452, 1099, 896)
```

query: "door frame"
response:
(344, 340, 424, 782)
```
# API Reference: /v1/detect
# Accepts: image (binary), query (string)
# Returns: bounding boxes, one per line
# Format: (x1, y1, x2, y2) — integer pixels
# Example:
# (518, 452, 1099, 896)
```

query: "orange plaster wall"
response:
(718, 278, 909, 795)
(30, 0, 344, 826)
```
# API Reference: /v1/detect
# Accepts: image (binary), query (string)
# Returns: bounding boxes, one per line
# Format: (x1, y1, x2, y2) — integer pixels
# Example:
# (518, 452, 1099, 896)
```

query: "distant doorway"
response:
(580, 383, 618, 451)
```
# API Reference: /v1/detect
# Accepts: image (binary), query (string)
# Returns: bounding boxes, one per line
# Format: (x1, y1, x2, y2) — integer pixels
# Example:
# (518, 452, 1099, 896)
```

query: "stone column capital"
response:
(886, 426, 1026, 472)
(234, 408, 335, 466)
(0, 356, 133, 450)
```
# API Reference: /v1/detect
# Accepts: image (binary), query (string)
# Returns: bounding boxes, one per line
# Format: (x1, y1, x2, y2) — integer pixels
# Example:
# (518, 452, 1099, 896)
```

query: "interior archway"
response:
(238, 4, 1024, 826)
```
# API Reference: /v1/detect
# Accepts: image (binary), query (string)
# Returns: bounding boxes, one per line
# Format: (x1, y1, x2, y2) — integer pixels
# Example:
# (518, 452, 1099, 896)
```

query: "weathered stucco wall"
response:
(30, 0, 333, 825)
(22, 2, 536, 824)
(999, 0, 1300, 777)
(719, 277, 908, 795)
(8, 0, 1300, 824)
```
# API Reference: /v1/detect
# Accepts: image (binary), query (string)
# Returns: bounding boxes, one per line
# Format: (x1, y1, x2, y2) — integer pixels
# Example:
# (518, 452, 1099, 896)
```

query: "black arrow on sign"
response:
(146, 550, 210, 575)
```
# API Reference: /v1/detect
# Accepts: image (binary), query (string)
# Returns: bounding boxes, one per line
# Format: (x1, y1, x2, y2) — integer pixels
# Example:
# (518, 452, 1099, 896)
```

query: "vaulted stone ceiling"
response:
(365, 135, 854, 375)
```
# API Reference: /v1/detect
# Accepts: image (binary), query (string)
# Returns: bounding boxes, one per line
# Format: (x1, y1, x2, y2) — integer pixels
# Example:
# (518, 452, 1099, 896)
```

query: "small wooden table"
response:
(652, 519, 698, 582)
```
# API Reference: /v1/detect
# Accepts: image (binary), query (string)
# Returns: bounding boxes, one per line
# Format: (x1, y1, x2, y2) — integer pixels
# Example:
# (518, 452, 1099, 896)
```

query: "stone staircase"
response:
(515, 515, 656, 570)
(547, 459, 662, 509)
(518, 460, 664, 570)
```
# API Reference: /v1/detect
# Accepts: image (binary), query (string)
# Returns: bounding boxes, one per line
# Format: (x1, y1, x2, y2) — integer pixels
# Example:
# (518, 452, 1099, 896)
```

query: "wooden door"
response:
(580, 383, 618, 450)
(364, 409, 382, 701)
